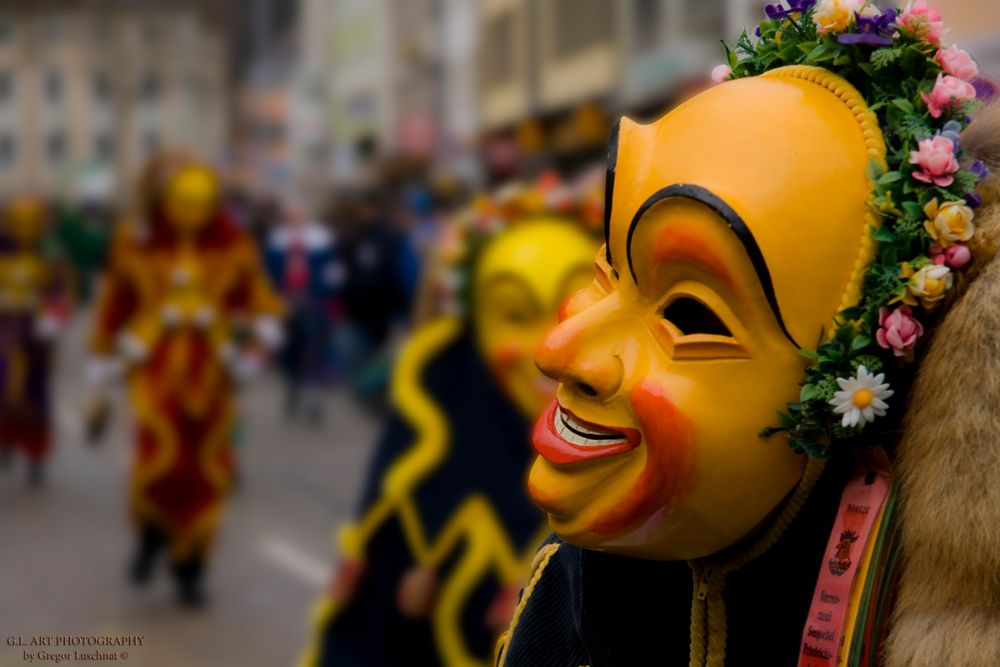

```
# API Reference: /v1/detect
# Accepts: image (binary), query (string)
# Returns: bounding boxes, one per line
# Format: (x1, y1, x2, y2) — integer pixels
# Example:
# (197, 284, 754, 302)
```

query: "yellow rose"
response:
(923, 198, 975, 247)
(813, 0, 864, 34)
(907, 263, 953, 309)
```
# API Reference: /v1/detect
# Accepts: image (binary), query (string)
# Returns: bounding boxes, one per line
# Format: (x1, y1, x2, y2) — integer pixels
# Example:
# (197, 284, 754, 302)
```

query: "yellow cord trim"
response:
(495, 542, 561, 667)
(688, 457, 826, 666)
(763, 65, 887, 329)
(339, 316, 461, 556)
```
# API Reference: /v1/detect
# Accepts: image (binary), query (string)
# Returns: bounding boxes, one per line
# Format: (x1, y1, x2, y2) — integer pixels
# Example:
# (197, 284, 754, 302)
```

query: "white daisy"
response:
(830, 365, 894, 428)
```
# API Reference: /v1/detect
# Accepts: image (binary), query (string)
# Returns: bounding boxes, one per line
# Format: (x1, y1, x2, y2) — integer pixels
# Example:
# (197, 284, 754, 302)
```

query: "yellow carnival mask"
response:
(473, 218, 595, 420)
(528, 67, 883, 559)
(5, 198, 46, 247)
(162, 165, 220, 233)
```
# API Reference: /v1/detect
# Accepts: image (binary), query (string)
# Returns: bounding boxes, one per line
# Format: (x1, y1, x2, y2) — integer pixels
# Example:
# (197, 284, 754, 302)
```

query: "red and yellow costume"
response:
(89, 154, 283, 602)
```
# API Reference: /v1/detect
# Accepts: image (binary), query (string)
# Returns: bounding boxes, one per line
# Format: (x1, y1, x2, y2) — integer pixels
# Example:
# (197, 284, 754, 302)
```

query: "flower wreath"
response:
(435, 170, 604, 316)
(713, 1, 990, 458)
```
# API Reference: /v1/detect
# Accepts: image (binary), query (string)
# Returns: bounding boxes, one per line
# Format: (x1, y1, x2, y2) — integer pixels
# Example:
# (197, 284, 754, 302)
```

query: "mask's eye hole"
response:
(662, 297, 732, 337)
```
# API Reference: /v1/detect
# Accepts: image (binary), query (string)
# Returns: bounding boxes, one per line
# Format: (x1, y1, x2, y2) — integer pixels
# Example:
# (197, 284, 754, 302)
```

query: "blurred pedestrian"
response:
(264, 194, 342, 422)
(87, 151, 284, 607)
(334, 190, 418, 401)
(0, 196, 70, 486)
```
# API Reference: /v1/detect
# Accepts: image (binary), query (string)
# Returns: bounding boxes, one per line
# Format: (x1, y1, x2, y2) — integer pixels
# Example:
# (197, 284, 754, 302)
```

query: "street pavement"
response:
(0, 315, 379, 667)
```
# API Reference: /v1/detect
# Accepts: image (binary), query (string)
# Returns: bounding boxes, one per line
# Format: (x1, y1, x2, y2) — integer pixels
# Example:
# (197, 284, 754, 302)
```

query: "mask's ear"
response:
(887, 103, 1000, 666)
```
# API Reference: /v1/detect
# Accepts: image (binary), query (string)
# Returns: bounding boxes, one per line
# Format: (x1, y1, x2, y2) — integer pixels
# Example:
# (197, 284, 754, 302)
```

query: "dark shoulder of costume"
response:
(501, 457, 855, 666)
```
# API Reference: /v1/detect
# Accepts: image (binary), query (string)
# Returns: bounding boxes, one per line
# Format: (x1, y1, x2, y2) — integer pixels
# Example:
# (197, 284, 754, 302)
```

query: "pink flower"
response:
(936, 45, 979, 81)
(930, 242, 972, 269)
(921, 74, 977, 118)
(711, 64, 732, 84)
(910, 135, 959, 186)
(876, 306, 924, 357)
(897, 1, 948, 45)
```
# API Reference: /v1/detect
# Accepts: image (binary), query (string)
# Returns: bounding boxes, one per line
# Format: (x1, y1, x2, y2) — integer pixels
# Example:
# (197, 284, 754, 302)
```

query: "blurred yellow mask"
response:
(473, 218, 595, 420)
(162, 165, 219, 233)
(528, 67, 884, 559)
(5, 198, 46, 247)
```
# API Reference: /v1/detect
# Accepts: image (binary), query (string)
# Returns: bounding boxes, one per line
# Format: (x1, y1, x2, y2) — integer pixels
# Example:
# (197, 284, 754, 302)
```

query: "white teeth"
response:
(554, 408, 627, 447)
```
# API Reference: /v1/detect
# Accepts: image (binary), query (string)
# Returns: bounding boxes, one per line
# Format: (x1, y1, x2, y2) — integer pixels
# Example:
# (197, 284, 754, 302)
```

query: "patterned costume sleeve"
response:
(88, 231, 139, 356)
(226, 236, 285, 320)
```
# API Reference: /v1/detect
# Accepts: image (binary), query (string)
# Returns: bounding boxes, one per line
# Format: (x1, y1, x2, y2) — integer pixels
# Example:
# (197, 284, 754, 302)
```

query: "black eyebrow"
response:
(623, 183, 800, 349)
(603, 119, 621, 266)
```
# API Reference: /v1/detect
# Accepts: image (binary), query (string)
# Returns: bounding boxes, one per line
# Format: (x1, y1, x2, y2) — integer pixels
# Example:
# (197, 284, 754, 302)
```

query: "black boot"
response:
(129, 525, 165, 587)
(172, 554, 207, 609)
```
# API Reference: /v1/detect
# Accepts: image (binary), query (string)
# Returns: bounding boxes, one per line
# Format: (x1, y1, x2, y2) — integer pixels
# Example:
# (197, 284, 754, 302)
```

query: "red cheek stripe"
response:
(591, 379, 697, 536)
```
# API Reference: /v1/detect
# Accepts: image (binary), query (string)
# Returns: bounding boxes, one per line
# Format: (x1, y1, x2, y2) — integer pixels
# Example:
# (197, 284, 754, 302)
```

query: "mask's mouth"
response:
(532, 401, 640, 465)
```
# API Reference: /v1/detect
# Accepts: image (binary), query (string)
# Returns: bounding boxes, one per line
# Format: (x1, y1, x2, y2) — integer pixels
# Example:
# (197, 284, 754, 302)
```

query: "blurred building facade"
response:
(231, 0, 298, 198)
(286, 0, 1000, 193)
(0, 1, 233, 203)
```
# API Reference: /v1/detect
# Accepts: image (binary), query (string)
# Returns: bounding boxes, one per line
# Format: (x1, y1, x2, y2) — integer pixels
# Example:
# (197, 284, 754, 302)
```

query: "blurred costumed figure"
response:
(263, 196, 341, 422)
(88, 152, 284, 607)
(497, 4, 1000, 666)
(0, 197, 70, 486)
(300, 173, 603, 667)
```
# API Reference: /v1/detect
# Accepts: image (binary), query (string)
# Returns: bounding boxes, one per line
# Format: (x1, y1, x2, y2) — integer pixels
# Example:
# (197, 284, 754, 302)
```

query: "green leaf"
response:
(866, 159, 885, 183)
(800, 384, 820, 402)
(891, 98, 915, 114)
(872, 226, 897, 242)
(901, 201, 924, 218)
(798, 348, 821, 361)
(878, 171, 903, 185)
(851, 335, 871, 352)
(797, 41, 818, 56)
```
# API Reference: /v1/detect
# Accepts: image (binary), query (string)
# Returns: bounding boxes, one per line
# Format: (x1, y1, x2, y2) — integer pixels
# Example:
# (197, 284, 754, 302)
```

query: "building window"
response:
(483, 11, 515, 86)
(143, 20, 161, 44)
(43, 20, 64, 44)
(91, 20, 111, 43)
(685, 0, 725, 36)
(554, 0, 614, 59)
(92, 71, 113, 103)
(0, 134, 15, 167)
(139, 71, 161, 101)
(633, 0, 662, 54)
(47, 132, 66, 162)
(45, 71, 62, 102)
(0, 72, 12, 103)
(94, 133, 114, 162)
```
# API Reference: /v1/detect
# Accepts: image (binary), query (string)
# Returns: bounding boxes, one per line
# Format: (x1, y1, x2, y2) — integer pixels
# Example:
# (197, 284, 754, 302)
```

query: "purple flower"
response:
(837, 8, 896, 46)
(972, 76, 999, 103)
(940, 120, 963, 151)
(764, 0, 816, 19)
(971, 160, 990, 183)
(965, 191, 982, 209)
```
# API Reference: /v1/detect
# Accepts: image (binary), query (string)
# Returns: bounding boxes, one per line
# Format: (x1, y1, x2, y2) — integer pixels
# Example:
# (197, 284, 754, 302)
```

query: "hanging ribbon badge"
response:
(798, 448, 892, 667)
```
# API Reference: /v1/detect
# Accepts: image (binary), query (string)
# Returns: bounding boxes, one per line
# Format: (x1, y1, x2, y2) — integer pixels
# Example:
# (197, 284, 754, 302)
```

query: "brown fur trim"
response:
(886, 104, 1000, 666)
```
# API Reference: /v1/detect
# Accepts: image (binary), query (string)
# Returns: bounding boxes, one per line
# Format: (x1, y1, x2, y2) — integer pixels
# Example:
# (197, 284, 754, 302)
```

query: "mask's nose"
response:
(535, 303, 625, 402)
